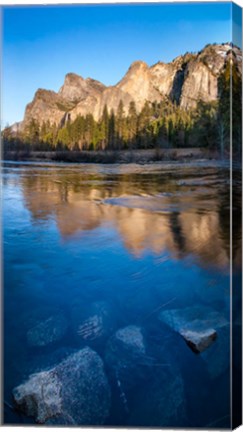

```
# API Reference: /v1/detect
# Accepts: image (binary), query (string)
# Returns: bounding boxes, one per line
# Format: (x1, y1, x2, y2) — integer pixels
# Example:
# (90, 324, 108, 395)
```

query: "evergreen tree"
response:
(108, 110, 116, 149)
(116, 100, 125, 149)
(127, 101, 137, 148)
(27, 119, 40, 145)
(100, 105, 109, 149)
(137, 101, 151, 148)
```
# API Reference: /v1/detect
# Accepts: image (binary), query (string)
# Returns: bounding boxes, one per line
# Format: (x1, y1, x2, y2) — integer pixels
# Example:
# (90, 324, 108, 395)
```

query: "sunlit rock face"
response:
(116, 61, 161, 113)
(179, 61, 218, 109)
(18, 165, 236, 271)
(59, 73, 105, 102)
(62, 74, 107, 122)
(22, 89, 68, 131)
(180, 44, 242, 109)
(91, 86, 133, 120)
(150, 62, 178, 97)
(17, 43, 242, 129)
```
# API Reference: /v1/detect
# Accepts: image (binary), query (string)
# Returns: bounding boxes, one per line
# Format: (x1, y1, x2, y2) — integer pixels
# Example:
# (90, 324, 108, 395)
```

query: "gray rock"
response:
(105, 326, 147, 392)
(115, 326, 146, 354)
(72, 300, 115, 345)
(180, 326, 217, 354)
(13, 370, 62, 423)
(129, 364, 186, 427)
(159, 306, 228, 354)
(21, 347, 77, 379)
(27, 314, 68, 347)
(13, 347, 111, 425)
(201, 325, 230, 379)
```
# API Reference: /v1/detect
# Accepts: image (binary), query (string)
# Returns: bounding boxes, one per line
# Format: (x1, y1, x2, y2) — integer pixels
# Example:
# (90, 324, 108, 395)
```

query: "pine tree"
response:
(116, 100, 125, 149)
(100, 105, 109, 149)
(27, 119, 40, 145)
(127, 101, 137, 148)
(108, 110, 116, 149)
(137, 101, 151, 148)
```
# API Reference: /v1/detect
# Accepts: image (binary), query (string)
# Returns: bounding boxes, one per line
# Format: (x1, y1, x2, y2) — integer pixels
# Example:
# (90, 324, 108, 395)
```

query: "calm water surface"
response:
(3, 160, 241, 427)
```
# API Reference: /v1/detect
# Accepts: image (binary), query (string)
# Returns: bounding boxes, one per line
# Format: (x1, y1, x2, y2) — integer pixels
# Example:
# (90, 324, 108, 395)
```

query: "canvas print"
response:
(1, 1, 242, 429)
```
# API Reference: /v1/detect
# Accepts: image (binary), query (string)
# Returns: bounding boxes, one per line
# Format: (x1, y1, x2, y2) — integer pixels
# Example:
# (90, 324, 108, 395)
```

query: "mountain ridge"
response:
(10, 42, 242, 133)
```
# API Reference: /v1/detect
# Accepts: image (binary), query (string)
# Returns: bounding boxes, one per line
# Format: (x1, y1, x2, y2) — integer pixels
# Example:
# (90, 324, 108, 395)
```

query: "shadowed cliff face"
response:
(19, 43, 242, 129)
(6, 161, 240, 271)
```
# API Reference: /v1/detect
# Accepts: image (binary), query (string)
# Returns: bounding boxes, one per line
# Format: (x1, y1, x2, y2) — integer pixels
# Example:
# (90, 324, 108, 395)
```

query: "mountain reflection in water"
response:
(2, 161, 241, 428)
(6, 161, 239, 269)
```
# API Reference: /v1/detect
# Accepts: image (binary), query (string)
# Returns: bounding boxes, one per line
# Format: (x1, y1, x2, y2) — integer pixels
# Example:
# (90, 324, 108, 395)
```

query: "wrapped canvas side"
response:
(232, 2, 242, 429)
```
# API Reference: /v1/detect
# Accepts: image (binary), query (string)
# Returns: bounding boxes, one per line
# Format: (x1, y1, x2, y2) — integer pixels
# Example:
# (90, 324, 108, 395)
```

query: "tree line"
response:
(3, 56, 241, 157)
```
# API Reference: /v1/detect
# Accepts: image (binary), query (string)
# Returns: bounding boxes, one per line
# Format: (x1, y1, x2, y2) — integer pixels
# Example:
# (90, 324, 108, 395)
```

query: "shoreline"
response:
(3, 148, 222, 164)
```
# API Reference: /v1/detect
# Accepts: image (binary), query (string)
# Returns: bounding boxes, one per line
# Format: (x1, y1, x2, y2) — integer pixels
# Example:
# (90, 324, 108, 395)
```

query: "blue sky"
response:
(1, 2, 233, 126)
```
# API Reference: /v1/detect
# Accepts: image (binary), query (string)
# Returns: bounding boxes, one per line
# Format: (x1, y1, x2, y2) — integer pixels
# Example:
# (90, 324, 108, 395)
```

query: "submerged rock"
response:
(129, 364, 186, 427)
(201, 325, 230, 379)
(13, 347, 111, 425)
(106, 325, 146, 363)
(13, 370, 62, 424)
(21, 347, 77, 379)
(26, 314, 68, 347)
(115, 326, 146, 354)
(105, 325, 147, 392)
(71, 300, 116, 345)
(180, 327, 217, 354)
(159, 306, 228, 354)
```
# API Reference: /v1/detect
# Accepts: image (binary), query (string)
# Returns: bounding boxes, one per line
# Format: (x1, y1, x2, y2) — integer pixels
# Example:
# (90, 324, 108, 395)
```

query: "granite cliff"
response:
(14, 43, 242, 131)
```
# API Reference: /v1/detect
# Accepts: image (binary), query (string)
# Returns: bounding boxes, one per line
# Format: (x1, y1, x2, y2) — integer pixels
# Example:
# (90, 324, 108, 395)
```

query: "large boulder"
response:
(13, 347, 111, 425)
(27, 314, 68, 347)
(112, 326, 146, 355)
(201, 325, 230, 379)
(13, 370, 62, 424)
(128, 364, 186, 427)
(21, 347, 77, 380)
(105, 326, 147, 390)
(159, 306, 228, 354)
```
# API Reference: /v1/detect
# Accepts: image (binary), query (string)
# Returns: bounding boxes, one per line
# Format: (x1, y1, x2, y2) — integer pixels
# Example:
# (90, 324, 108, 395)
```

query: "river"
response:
(2, 160, 241, 427)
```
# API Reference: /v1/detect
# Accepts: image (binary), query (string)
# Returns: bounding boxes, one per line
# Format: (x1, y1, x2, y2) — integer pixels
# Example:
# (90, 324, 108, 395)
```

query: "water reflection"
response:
(3, 161, 239, 428)
(3, 162, 240, 270)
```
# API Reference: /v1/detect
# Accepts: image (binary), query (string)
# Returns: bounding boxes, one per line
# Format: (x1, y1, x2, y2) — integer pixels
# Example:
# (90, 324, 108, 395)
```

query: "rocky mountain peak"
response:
(58, 72, 105, 103)
(34, 88, 58, 102)
(64, 72, 84, 81)
(128, 60, 149, 70)
(114, 59, 154, 111)
(58, 73, 87, 102)
(117, 60, 149, 86)
(196, 43, 232, 75)
(16, 42, 241, 131)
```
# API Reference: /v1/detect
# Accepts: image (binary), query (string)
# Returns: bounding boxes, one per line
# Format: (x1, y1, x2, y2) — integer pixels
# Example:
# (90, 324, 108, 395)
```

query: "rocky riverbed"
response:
(3, 160, 239, 428)
(9, 302, 230, 427)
